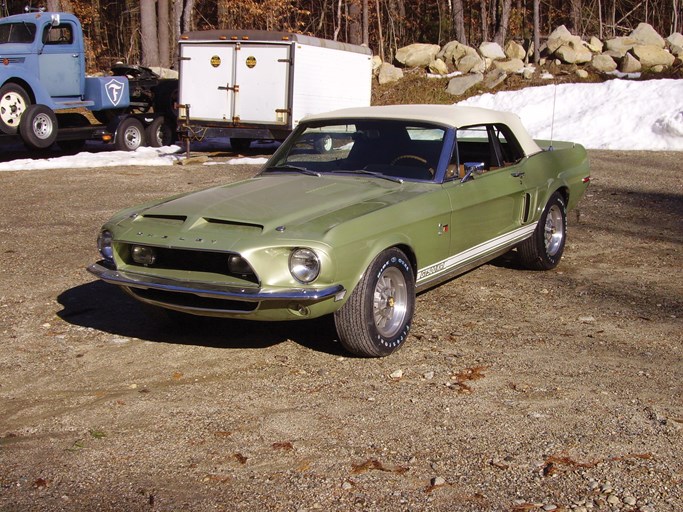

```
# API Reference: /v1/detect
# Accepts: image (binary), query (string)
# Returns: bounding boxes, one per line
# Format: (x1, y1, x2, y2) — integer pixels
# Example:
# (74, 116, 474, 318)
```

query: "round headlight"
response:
(131, 245, 157, 266)
(97, 230, 114, 262)
(289, 248, 320, 283)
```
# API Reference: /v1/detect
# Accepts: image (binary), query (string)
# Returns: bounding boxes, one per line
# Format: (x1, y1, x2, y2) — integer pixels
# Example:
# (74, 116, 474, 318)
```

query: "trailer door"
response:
(179, 43, 236, 122)
(234, 44, 290, 125)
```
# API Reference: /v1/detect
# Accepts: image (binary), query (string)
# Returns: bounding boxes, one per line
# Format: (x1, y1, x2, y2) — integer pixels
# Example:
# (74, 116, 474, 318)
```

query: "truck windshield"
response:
(0, 22, 37, 44)
(266, 119, 447, 183)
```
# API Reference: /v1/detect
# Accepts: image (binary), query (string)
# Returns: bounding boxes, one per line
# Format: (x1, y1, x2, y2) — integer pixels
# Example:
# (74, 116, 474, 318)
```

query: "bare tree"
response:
(158, 0, 171, 68)
(533, 0, 540, 63)
(452, 0, 467, 44)
(493, 0, 513, 44)
(141, 0, 160, 67)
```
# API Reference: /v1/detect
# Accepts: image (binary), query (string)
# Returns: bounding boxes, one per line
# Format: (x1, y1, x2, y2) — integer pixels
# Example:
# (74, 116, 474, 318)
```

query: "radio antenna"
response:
(548, 82, 557, 151)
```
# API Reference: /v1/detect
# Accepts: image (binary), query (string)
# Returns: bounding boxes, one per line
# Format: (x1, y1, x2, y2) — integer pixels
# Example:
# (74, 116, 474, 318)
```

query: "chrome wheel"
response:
(31, 112, 55, 140)
(373, 266, 409, 339)
(544, 204, 565, 256)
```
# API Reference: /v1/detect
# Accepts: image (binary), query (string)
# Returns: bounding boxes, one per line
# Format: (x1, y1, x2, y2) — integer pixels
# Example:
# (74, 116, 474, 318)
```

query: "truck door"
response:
(233, 44, 290, 125)
(38, 21, 83, 98)
(179, 43, 236, 122)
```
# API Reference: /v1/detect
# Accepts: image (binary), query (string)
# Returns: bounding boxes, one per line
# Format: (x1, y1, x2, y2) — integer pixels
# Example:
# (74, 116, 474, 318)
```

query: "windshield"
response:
(0, 22, 37, 44)
(266, 119, 447, 182)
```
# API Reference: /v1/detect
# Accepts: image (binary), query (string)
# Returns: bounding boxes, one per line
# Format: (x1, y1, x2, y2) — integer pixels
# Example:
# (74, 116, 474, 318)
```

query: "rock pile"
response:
(374, 22, 683, 96)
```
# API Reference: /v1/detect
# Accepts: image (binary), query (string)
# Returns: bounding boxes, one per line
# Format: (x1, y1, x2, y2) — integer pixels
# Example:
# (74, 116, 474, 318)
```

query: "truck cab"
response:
(0, 10, 128, 135)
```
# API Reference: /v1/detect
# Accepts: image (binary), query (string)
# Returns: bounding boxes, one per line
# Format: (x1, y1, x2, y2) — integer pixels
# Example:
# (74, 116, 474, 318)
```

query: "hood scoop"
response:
(141, 214, 187, 225)
(203, 217, 263, 234)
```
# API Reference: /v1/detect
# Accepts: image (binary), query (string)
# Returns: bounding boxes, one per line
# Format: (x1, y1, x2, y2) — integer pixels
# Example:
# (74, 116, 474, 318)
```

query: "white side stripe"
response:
(416, 223, 537, 283)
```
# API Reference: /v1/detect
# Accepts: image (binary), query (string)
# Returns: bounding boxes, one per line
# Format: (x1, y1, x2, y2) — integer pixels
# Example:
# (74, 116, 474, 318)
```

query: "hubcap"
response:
(544, 204, 564, 256)
(32, 113, 54, 139)
(373, 266, 408, 338)
(0, 92, 27, 128)
(124, 126, 142, 149)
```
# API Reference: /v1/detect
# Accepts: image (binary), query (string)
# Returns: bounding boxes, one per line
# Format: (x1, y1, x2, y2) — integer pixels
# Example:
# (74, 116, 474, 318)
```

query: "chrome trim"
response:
(87, 263, 344, 302)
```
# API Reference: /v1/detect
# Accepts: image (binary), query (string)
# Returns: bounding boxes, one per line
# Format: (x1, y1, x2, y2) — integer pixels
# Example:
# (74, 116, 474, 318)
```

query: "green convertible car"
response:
(88, 104, 590, 357)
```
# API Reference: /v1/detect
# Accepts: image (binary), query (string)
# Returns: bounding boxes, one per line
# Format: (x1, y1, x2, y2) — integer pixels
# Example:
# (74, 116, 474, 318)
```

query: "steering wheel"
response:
(391, 154, 435, 175)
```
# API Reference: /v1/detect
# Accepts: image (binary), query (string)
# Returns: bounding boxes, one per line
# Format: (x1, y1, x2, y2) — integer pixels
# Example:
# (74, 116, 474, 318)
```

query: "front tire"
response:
(0, 83, 30, 134)
(518, 192, 567, 270)
(145, 116, 176, 147)
(334, 248, 415, 357)
(19, 104, 58, 150)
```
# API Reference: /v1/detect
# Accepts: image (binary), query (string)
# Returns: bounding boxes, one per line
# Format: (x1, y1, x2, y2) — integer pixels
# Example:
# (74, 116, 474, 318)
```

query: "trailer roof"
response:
(179, 30, 372, 56)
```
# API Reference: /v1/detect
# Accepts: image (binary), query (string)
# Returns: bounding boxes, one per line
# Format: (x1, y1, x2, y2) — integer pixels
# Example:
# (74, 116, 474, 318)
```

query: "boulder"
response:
(619, 52, 642, 73)
(522, 67, 535, 79)
(547, 25, 574, 54)
(395, 43, 441, 67)
(586, 36, 603, 53)
(505, 41, 526, 60)
(555, 40, 593, 64)
(492, 58, 525, 73)
(457, 53, 486, 73)
(378, 62, 404, 84)
(667, 32, 683, 48)
(446, 72, 483, 96)
(371, 55, 383, 75)
(429, 58, 449, 75)
(591, 54, 617, 72)
(630, 23, 665, 48)
(479, 41, 506, 60)
(575, 69, 589, 78)
(632, 45, 675, 68)
(604, 36, 637, 57)
(438, 40, 469, 65)
(484, 68, 507, 88)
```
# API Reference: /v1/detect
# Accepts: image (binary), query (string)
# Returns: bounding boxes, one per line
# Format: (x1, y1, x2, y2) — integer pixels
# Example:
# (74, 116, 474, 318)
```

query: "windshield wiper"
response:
(266, 165, 321, 177)
(334, 169, 403, 184)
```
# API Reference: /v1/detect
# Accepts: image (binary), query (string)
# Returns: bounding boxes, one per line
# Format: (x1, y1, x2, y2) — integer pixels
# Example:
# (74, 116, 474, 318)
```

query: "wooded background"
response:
(4, 1, 681, 72)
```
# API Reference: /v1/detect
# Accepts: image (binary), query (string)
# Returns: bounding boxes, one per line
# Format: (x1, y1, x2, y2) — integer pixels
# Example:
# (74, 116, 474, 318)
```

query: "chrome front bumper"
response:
(87, 262, 345, 302)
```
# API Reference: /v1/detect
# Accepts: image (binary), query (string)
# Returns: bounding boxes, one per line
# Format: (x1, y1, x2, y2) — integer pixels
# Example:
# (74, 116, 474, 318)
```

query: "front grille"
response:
(121, 244, 258, 284)
(130, 287, 258, 313)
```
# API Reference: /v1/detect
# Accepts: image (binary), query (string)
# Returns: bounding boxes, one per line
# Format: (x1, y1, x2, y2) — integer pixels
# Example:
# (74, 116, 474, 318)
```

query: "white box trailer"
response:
(177, 30, 373, 150)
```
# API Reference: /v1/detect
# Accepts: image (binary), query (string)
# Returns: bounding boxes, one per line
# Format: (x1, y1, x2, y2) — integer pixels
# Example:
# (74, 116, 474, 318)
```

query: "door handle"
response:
(511, 171, 525, 178)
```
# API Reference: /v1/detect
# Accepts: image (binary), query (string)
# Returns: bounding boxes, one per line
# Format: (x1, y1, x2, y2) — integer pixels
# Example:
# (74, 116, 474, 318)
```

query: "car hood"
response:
(123, 174, 428, 239)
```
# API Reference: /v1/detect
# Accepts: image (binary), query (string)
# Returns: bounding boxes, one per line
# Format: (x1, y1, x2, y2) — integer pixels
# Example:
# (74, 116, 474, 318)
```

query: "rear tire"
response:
(518, 192, 567, 270)
(19, 104, 58, 150)
(334, 248, 415, 357)
(114, 117, 146, 151)
(145, 116, 176, 147)
(0, 83, 30, 134)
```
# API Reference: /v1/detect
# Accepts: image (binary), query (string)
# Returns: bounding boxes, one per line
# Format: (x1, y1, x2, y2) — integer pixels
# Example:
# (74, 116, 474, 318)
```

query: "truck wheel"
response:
(19, 104, 58, 150)
(146, 116, 176, 147)
(0, 83, 30, 135)
(314, 134, 333, 153)
(334, 248, 415, 357)
(230, 138, 251, 152)
(115, 117, 146, 151)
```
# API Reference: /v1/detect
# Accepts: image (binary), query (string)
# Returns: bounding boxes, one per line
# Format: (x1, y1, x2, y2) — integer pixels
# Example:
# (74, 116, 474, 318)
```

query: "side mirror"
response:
(460, 161, 485, 183)
(50, 14, 61, 27)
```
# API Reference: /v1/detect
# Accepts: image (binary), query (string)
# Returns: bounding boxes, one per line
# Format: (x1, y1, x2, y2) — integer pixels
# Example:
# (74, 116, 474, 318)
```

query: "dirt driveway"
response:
(0, 150, 681, 511)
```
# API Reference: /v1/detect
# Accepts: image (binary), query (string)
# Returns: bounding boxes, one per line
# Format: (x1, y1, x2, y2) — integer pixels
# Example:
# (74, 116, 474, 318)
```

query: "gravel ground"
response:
(0, 150, 681, 511)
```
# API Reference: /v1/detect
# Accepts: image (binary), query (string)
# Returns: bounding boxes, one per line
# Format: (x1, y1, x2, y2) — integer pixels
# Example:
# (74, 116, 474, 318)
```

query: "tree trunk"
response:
(480, 0, 489, 42)
(570, 0, 582, 34)
(453, 0, 467, 44)
(533, 0, 540, 63)
(363, 0, 369, 46)
(493, 0, 512, 45)
(348, 0, 363, 45)
(158, 0, 170, 68)
(375, 0, 385, 60)
(141, 0, 160, 67)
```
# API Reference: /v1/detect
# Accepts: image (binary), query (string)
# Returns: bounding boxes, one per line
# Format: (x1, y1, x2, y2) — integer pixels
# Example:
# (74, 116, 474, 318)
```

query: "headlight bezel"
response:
(97, 229, 114, 262)
(289, 247, 321, 284)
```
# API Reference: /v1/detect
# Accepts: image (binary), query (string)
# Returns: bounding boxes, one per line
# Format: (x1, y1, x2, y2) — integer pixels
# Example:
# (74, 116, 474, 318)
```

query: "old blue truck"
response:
(0, 9, 177, 151)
